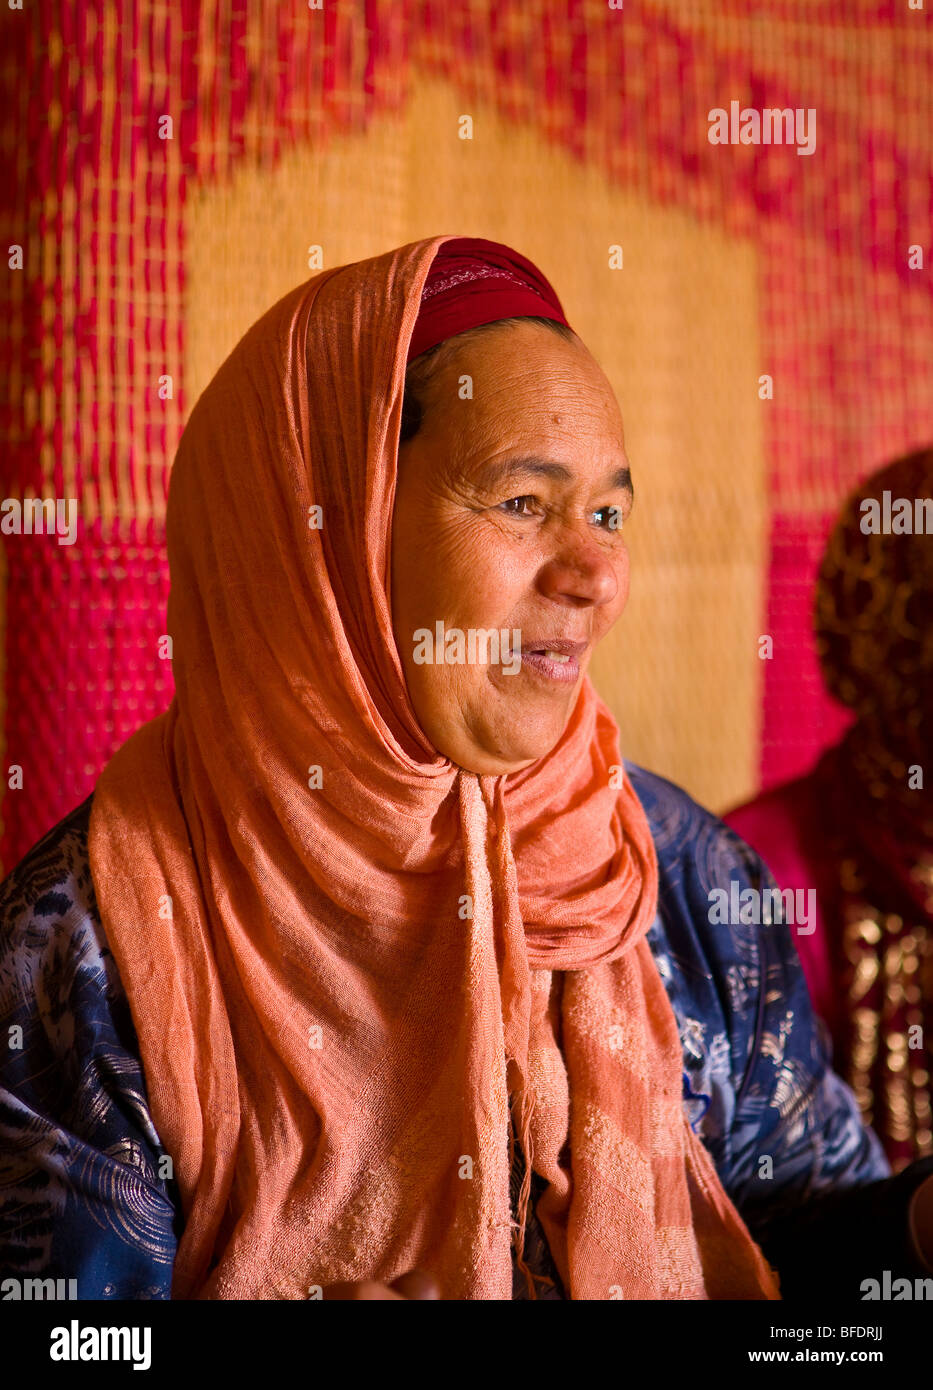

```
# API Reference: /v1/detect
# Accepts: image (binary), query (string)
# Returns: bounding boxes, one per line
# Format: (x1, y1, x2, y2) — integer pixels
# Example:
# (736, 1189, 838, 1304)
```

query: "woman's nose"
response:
(535, 523, 623, 608)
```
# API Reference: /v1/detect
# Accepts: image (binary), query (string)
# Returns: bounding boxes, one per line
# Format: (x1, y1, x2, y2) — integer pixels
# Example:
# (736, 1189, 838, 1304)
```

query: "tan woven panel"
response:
(185, 78, 765, 813)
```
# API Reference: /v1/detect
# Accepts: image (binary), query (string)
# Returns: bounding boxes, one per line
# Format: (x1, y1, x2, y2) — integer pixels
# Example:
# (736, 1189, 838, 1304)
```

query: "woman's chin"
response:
(454, 726, 566, 776)
(419, 689, 573, 775)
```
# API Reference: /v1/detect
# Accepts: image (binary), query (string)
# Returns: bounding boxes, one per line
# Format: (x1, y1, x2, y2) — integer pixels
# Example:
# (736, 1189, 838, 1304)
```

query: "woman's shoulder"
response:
(0, 791, 155, 1102)
(624, 759, 768, 900)
(625, 761, 801, 1115)
(0, 794, 127, 1019)
(0, 795, 178, 1295)
(3, 793, 96, 919)
(625, 760, 716, 834)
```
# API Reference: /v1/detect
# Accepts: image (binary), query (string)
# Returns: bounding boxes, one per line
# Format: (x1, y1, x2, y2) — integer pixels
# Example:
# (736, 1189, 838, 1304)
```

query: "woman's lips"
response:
(520, 650, 581, 683)
(518, 639, 587, 684)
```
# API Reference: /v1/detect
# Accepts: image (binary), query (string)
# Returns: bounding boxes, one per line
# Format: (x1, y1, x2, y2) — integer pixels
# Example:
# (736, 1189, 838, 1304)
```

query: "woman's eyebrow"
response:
(478, 455, 633, 494)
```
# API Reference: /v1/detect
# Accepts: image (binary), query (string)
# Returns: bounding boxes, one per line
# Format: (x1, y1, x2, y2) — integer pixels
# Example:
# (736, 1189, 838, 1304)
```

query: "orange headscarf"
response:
(88, 234, 780, 1300)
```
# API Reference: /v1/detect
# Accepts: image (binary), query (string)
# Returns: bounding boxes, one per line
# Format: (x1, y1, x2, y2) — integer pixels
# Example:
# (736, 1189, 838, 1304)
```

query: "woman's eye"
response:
(592, 505, 624, 531)
(498, 498, 626, 528)
(500, 495, 539, 517)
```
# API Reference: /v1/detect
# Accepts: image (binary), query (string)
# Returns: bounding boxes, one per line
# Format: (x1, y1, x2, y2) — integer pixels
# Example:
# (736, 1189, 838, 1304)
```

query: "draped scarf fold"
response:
(88, 234, 780, 1300)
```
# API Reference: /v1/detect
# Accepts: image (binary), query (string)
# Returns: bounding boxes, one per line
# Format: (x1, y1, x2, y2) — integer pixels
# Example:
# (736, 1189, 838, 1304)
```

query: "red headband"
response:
(406, 236, 572, 363)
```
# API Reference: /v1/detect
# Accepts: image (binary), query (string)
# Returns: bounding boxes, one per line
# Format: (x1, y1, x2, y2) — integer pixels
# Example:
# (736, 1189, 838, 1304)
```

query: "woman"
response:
(727, 448, 933, 1174)
(2, 235, 932, 1301)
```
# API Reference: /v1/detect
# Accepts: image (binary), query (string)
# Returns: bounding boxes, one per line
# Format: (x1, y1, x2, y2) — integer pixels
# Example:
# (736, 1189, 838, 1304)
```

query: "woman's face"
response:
(391, 319, 634, 775)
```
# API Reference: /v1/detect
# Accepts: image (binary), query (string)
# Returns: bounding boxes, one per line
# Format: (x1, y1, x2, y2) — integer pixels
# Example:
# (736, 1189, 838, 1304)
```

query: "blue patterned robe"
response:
(2, 764, 931, 1300)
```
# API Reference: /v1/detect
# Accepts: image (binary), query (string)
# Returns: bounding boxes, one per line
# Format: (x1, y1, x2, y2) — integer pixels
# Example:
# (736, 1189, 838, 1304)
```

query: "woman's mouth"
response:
(519, 640, 587, 684)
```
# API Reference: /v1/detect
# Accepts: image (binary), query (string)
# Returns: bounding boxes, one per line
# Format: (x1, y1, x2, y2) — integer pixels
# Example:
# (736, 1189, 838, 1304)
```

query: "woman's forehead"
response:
(429, 327, 619, 423)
